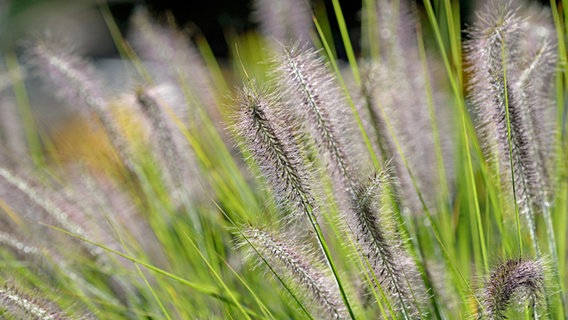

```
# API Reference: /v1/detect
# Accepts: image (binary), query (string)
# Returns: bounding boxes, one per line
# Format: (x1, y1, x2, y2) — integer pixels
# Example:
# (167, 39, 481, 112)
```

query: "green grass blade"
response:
(330, 0, 360, 85)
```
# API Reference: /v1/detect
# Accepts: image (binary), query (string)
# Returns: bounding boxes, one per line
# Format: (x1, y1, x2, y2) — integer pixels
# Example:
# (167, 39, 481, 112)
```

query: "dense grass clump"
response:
(0, 0, 566, 319)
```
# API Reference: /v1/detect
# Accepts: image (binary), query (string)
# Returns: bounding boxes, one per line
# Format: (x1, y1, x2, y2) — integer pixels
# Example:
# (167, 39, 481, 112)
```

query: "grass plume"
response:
(482, 258, 545, 319)
(275, 43, 364, 193)
(242, 227, 347, 319)
(348, 170, 426, 317)
(0, 283, 69, 320)
(466, 0, 557, 215)
(232, 83, 315, 216)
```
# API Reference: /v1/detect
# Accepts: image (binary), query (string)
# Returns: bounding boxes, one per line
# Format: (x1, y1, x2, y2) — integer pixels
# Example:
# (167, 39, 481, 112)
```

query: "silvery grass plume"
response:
(0, 226, 120, 310)
(136, 88, 185, 186)
(129, 8, 217, 117)
(481, 258, 545, 319)
(362, 62, 423, 215)
(232, 83, 316, 218)
(513, 2, 557, 197)
(0, 283, 70, 320)
(343, 66, 384, 165)
(252, 0, 313, 44)
(25, 35, 136, 172)
(0, 165, 137, 301)
(275, 43, 369, 195)
(0, 166, 89, 245)
(135, 86, 206, 208)
(356, 64, 390, 164)
(348, 170, 426, 317)
(374, 0, 417, 66)
(241, 227, 347, 320)
(362, 0, 454, 215)
(466, 0, 557, 214)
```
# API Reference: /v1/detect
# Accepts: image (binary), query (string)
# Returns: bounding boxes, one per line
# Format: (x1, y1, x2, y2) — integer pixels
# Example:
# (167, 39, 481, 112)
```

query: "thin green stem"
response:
(306, 208, 356, 320)
(548, 1, 568, 315)
(500, 38, 524, 257)
(362, 0, 379, 59)
(423, 0, 488, 274)
(330, 0, 360, 85)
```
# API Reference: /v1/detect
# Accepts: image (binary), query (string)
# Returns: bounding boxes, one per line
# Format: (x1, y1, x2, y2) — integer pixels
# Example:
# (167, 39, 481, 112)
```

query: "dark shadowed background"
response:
(0, 0, 484, 59)
(0, 0, 553, 58)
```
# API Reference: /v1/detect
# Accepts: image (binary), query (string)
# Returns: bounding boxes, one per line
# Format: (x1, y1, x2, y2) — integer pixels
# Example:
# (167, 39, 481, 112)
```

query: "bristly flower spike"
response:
(363, 0, 455, 215)
(482, 258, 545, 319)
(135, 87, 204, 205)
(232, 83, 315, 217)
(0, 283, 69, 320)
(233, 83, 357, 318)
(129, 8, 217, 112)
(466, 0, 557, 215)
(275, 43, 364, 194)
(0, 166, 86, 238)
(348, 170, 426, 317)
(242, 227, 347, 320)
(26, 35, 136, 171)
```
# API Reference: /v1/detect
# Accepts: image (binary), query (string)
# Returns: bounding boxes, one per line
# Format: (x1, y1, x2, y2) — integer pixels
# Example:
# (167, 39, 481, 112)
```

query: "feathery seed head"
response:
(374, 0, 417, 65)
(0, 283, 69, 320)
(25, 34, 138, 172)
(25, 34, 106, 115)
(233, 83, 315, 217)
(275, 43, 366, 193)
(129, 8, 216, 111)
(467, 0, 557, 213)
(365, 57, 452, 215)
(242, 227, 347, 319)
(364, 0, 455, 215)
(348, 170, 426, 317)
(482, 258, 545, 319)
(0, 166, 86, 238)
(135, 87, 206, 206)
